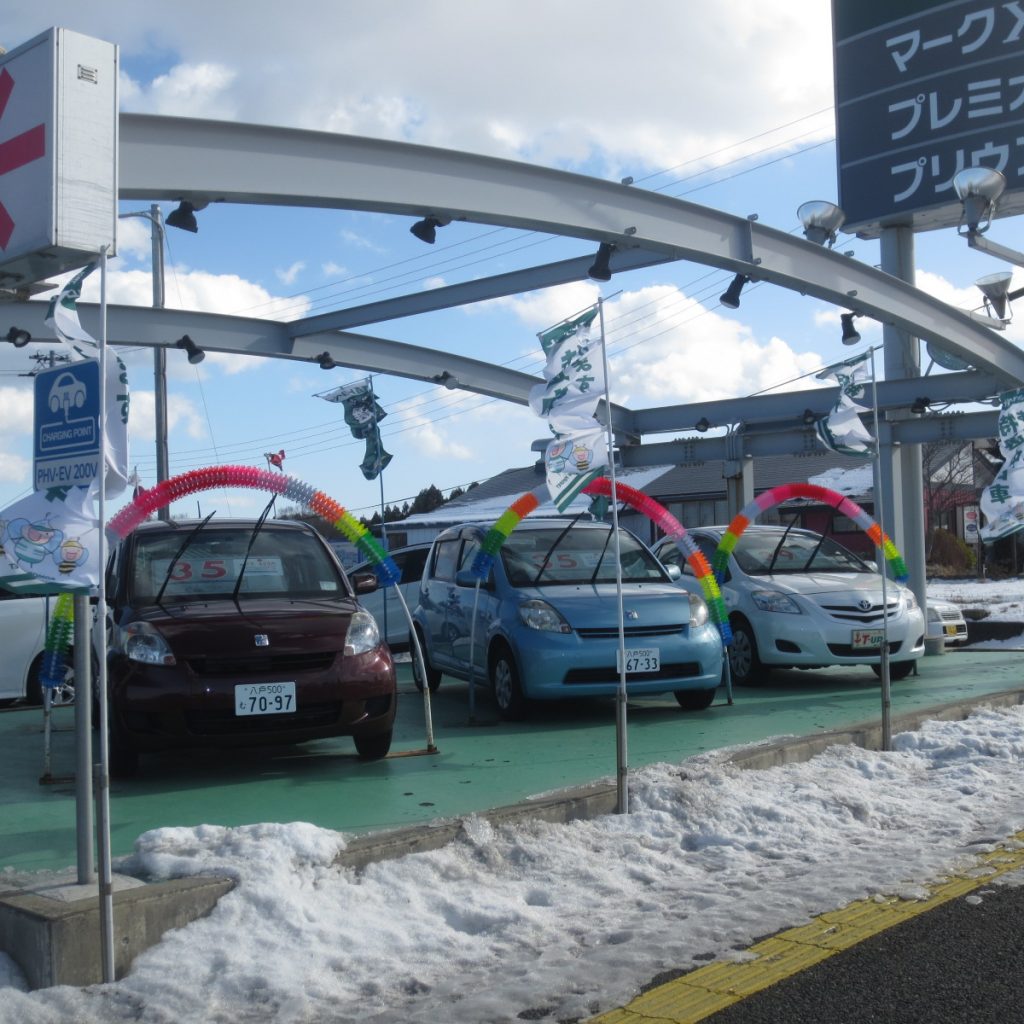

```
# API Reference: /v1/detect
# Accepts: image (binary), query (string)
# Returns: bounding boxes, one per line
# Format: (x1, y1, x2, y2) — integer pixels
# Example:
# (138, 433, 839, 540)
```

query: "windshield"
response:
(732, 531, 872, 576)
(129, 526, 346, 604)
(499, 527, 667, 586)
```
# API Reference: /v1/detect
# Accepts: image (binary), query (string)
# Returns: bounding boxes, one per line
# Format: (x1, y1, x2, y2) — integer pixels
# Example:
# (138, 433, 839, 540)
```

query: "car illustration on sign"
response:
(47, 372, 87, 416)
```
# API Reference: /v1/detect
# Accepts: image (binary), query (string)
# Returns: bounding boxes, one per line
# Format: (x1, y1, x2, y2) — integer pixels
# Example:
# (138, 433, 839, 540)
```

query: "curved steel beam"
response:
(119, 114, 1024, 385)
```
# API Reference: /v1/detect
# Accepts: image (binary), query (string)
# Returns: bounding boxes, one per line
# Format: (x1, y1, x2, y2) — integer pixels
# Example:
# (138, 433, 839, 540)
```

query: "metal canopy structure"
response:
(8, 111, 1021, 458)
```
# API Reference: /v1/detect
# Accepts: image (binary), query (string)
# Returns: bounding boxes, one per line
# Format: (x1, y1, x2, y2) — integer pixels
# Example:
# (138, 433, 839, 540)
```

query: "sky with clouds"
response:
(1, 2, 1020, 522)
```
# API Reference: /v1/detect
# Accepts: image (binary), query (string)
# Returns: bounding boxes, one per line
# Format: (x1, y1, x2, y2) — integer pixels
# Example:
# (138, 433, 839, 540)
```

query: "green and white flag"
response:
(980, 387, 1024, 541)
(44, 263, 131, 498)
(814, 352, 875, 458)
(319, 378, 393, 481)
(528, 307, 607, 510)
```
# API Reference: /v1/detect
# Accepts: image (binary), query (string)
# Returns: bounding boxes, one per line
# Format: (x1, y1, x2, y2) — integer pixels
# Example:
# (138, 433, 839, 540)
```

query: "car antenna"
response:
(153, 511, 217, 611)
(230, 495, 277, 613)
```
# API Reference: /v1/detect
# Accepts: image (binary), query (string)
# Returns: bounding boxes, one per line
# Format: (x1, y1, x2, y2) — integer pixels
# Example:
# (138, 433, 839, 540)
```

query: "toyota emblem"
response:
(857, 599, 872, 612)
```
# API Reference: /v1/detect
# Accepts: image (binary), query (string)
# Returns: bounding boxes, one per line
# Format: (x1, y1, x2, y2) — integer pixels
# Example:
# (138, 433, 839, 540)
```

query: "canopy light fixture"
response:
(797, 200, 846, 247)
(719, 274, 749, 309)
(840, 312, 861, 345)
(175, 334, 205, 364)
(974, 270, 1021, 321)
(587, 242, 615, 282)
(802, 408, 818, 426)
(165, 200, 207, 233)
(410, 215, 450, 244)
(910, 396, 930, 415)
(317, 351, 337, 370)
(432, 371, 460, 390)
(5, 326, 31, 347)
(953, 167, 1005, 235)
(694, 416, 710, 433)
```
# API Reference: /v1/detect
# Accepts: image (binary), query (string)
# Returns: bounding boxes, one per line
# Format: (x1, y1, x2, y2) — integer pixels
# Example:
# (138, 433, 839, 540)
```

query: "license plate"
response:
(235, 682, 296, 716)
(617, 648, 660, 674)
(851, 629, 884, 650)
(944, 625, 959, 636)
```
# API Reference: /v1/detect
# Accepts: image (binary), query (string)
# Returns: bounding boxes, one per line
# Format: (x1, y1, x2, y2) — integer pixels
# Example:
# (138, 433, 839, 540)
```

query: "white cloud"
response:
(130, 390, 207, 442)
(422, 276, 446, 291)
(0, 387, 35, 434)
(0, 452, 30, 485)
(338, 230, 387, 254)
(321, 261, 348, 277)
(275, 261, 305, 286)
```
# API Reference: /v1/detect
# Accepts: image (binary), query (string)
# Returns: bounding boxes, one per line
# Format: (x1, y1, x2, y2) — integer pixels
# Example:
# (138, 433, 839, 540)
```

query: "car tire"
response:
(871, 661, 915, 681)
(490, 643, 528, 721)
(674, 687, 716, 711)
(354, 728, 393, 760)
(411, 629, 442, 693)
(728, 617, 768, 686)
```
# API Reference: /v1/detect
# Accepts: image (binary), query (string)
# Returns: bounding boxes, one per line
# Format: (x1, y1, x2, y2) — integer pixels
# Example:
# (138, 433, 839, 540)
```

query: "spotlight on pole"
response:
(5, 326, 31, 347)
(410, 215, 449, 244)
(587, 242, 614, 282)
(317, 351, 337, 370)
(802, 408, 818, 426)
(910, 396, 930, 415)
(719, 274, 749, 309)
(165, 200, 205, 233)
(953, 167, 1006, 235)
(694, 416, 710, 433)
(797, 200, 846, 246)
(175, 334, 205, 364)
(840, 312, 861, 345)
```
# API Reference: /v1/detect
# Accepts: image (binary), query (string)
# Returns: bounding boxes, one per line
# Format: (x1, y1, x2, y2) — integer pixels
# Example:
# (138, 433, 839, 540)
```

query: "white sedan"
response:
(654, 525, 926, 685)
(927, 599, 969, 646)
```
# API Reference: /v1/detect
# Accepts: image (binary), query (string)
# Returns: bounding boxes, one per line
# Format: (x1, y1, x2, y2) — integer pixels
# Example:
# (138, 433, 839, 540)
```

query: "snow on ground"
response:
(2, 703, 1024, 1024)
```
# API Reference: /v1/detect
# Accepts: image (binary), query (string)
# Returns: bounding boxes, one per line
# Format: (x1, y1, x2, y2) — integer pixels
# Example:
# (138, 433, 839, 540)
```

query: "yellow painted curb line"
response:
(590, 829, 1024, 1024)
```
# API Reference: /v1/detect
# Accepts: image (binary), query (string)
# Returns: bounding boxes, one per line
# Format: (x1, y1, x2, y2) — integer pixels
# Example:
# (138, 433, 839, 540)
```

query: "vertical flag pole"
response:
(96, 247, 115, 981)
(869, 346, 892, 750)
(595, 298, 629, 814)
(372, 376, 390, 644)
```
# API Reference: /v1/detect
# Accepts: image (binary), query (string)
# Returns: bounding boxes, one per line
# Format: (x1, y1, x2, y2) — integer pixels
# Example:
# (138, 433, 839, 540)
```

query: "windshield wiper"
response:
(589, 526, 616, 585)
(231, 495, 277, 610)
(153, 511, 217, 610)
(803, 527, 829, 571)
(765, 517, 799, 575)
(531, 512, 588, 585)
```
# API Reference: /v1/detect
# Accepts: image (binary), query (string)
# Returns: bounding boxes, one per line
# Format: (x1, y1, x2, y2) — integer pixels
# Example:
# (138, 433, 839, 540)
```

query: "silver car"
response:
(352, 544, 431, 650)
(654, 525, 926, 685)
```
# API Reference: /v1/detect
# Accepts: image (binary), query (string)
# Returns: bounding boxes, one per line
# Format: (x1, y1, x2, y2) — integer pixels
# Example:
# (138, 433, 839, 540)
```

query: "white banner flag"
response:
(980, 387, 1024, 541)
(528, 307, 609, 508)
(814, 352, 875, 458)
(44, 263, 130, 498)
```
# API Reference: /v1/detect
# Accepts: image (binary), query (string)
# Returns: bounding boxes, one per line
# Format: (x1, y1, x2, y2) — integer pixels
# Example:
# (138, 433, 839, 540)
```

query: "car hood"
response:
(740, 571, 899, 598)
(516, 582, 695, 629)
(125, 598, 354, 654)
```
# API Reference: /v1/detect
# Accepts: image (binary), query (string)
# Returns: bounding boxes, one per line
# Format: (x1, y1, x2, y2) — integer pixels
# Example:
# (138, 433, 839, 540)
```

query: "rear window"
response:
(128, 526, 346, 603)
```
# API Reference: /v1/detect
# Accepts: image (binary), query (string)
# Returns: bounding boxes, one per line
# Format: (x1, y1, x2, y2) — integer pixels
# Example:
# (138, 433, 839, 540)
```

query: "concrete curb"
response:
(4, 685, 1022, 989)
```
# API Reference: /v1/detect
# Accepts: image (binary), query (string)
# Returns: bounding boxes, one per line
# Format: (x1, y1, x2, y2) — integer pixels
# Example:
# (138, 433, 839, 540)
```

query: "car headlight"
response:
(344, 610, 381, 655)
(688, 592, 709, 628)
(121, 621, 176, 666)
(518, 599, 572, 633)
(750, 590, 802, 614)
(927, 604, 940, 622)
(903, 589, 918, 611)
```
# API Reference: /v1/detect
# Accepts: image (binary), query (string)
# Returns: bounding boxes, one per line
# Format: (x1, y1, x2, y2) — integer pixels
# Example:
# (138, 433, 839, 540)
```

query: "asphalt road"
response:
(701, 881, 1024, 1024)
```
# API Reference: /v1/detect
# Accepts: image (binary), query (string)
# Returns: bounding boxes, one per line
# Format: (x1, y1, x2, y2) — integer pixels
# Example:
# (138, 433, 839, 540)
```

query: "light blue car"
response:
(411, 519, 723, 719)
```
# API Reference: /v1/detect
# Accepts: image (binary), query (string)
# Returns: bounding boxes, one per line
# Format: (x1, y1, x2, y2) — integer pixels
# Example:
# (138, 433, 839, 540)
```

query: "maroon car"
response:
(103, 517, 396, 775)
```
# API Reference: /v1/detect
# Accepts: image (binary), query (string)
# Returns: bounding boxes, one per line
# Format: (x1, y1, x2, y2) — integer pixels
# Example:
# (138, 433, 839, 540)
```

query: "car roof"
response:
(132, 517, 315, 534)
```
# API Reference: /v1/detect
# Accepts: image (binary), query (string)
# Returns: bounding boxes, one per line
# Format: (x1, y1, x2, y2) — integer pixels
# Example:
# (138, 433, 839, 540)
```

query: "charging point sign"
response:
(34, 359, 101, 490)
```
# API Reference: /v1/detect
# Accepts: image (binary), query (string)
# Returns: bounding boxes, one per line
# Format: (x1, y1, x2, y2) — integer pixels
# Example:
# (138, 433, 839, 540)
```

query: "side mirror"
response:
(351, 571, 378, 594)
(864, 560, 879, 573)
(664, 563, 682, 581)
(456, 567, 491, 589)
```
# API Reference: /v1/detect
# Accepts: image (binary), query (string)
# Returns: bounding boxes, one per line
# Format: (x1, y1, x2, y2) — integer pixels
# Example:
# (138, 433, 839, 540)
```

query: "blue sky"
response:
(1, 2, 1020, 524)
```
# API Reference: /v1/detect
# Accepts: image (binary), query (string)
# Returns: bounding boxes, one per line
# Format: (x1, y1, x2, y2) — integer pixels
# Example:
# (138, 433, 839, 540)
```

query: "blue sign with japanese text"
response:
(33, 359, 101, 491)
(833, 0, 1024, 234)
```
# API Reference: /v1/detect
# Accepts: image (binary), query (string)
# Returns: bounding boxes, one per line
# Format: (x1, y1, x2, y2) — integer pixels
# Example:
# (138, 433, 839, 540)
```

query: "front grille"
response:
(563, 662, 701, 684)
(817, 599, 900, 625)
(184, 702, 342, 736)
(826, 640, 902, 657)
(576, 624, 685, 639)
(939, 608, 963, 622)
(186, 650, 338, 676)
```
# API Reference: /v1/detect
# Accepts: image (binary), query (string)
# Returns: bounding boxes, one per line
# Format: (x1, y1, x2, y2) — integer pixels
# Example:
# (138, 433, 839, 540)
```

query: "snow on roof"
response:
(807, 462, 874, 496)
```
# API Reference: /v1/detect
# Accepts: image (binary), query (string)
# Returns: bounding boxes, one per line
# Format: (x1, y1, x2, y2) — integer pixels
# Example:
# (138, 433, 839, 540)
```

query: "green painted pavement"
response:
(2, 648, 1021, 874)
